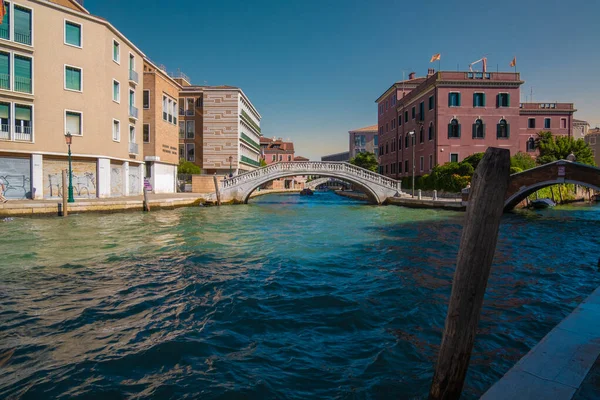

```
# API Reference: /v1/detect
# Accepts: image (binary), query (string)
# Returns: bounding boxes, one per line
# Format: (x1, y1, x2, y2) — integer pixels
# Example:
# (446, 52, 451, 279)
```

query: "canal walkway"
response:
(335, 190, 466, 210)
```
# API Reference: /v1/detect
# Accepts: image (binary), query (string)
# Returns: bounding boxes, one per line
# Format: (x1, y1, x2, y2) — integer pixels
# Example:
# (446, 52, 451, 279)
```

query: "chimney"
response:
(408, 72, 416, 80)
(427, 68, 435, 77)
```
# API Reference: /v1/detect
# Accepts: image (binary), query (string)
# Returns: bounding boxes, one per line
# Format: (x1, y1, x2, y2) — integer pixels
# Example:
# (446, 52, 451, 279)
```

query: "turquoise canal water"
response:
(1, 192, 599, 399)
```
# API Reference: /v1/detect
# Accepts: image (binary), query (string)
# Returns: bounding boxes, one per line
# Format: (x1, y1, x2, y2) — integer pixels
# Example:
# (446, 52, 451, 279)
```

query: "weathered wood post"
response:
(213, 174, 221, 206)
(143, 187, 150, 212)
(558, 184, 564, 204)
(60, 169, 68, 217)
(429, 148, 511, 400)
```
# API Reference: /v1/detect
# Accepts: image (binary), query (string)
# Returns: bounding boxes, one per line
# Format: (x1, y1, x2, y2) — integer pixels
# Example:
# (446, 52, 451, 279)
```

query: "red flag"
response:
(0, 2, 6, 25)
(509, 57, 516, 67)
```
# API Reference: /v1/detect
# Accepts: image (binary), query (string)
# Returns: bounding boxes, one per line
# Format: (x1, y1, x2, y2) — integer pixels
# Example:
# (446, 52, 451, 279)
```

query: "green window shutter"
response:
(507, 93, 511, 107)
(482, 124, 486, 137)
(14, 55, 31, 93)
(496, 94, 499, 108)
(457, 93, 461, 106)
(482, 93, 486, 107)
(65, 67, 81, 91)
(15, 104, 31, 121)
(506, 124, 510, 138)
(0, 52, 9, 90)
(496, 124, 501, 138)
(448, 93, 452, 107)
(472, 124, 476, 138)
(448, 123, 452, 138)
(14, 6, 32, 45)
(65, 22, 81, 47)
(0, 103, 9, 119)
(457, 124, 461, 137)
(473, 93, 477, 107)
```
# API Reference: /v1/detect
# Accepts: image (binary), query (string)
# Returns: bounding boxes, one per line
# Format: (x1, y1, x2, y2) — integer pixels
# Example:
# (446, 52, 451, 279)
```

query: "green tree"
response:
(536, 132, 595, 165)
(178, 159, 201, 174)
(510, 152, 536, 171)
(350, 152, 379, 172)
(462, 152, 484, 170)
(259, 158, 267, 167)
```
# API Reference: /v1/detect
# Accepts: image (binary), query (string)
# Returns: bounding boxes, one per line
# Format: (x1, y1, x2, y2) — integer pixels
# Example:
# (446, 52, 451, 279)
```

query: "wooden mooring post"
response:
(60, 169, 68, 217)
(213, 175, 221, 206)
(429, 148, 511, 400)
(143, 187, 150, 212)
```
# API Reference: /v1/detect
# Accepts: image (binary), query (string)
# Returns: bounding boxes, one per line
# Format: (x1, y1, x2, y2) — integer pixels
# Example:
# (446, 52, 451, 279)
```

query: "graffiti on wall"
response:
(0, 175, 31, 199)
(47, 172, 96, 198)
(129, 165, 141, 195)
(111, 165, 123, 197)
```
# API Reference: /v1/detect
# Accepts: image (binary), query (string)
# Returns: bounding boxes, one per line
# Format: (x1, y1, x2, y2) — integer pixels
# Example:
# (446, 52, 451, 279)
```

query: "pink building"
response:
(375, 69, 577, 179)
(260, 137, 296, 164)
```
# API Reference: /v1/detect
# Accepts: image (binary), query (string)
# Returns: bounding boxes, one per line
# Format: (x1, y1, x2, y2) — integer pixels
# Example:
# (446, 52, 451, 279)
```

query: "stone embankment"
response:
(335, 190, 465, 211)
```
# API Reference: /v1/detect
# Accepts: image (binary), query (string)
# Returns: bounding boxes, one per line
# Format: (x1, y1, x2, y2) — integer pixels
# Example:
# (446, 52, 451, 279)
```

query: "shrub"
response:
(178, 160, 201, 174)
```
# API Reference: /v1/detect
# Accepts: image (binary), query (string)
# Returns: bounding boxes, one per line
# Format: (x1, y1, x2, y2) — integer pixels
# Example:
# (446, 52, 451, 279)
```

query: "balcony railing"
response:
(14, 125, 32, 141)
(240, 155, 260, 167)
(14, 30, 31, 46)
(129, 142, 139, 155)
(129, 69, 139, 84)
(0, 124, 9, 140)
(0, 73, 9, 90)
(186, 109, 194, 116)
(129, 105, 138, 119)
(14, 76, 32, 94)
(0, 26, 8, 41)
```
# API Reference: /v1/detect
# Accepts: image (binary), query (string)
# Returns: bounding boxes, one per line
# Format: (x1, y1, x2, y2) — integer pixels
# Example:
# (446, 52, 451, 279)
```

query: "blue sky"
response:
(87, 0, 600, 160)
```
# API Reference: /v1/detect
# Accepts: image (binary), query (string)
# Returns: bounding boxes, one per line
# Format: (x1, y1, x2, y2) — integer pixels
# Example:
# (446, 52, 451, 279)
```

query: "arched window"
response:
(497, 119, 509, 139)
(419, 126, 424, 143)
(448, 119, 460, 138)
(428, 122, 434, 141)
(473, 119, 485, 139)
(526, 137, 536, 152)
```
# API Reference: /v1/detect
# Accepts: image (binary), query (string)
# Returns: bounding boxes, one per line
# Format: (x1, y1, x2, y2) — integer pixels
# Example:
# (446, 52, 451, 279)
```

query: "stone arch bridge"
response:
(215, 162, 402, 204)
(503, 160, 600, 210)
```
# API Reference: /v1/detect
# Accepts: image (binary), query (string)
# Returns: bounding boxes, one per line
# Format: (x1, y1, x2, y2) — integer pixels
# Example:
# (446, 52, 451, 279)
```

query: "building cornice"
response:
(1, 149, 145, 164)
(519, 109, 577, 115)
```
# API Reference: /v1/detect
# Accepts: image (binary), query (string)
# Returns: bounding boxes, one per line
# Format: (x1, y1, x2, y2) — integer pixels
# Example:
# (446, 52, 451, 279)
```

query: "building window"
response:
(419, 102, 424, 121)
(398, 115, 402, 126)
(428, 95, 434, 111)
(528, 118, 536, 129)
(0, 3, 9, 41)
(178, 121, 184, 139)
(429, 154, 433, 170)
(195, 97, 203, 108)
(428, 122, 433, 141)
(526, 137, 535, 152)
(113, 80, 120, 103)
(419, 126, 424, 143)
(186, 143, 195, 162)
(379, 126, 383, 135)
(65, 21, 82, 47)
(143, 124, 150, 143)
(404, 111, 408, 123)
(498, 93, 510, 107)
(172, 100, 177, 124)
(129, 89, 136, 118)
(412, 106, 416, 119)
(450, 153, 459, 163)
(14, 5, 32, 46)
(449, 92, 461, 107)
(65, 110, 82, 136)
(272, 155, 276, 162)
(386, 123, 389, 132)
(385, 143, 389, 154)
(288, 155, 291, 161)
(561, 118, 567, 129)
(178, 99, 185, 115)
(0, 52, 9, 90)
(448, 118, 461, 138)
(14, 104, 32, 139)
(544, 118, 551, 129)
(0, 102, 10, 135)
(129, 125, 135, 144)
(398, 161, 402, 173)
(179, 144, 185, 160)
(186, 120, 195, 139)
(473, 119, 485, 139)
(473, 93, 486, 107)
(143, 90, 150, 109)
(186, 98, 194, 116)
(385, 164, 388, 174)
(497, 119, 510, 139)
(112, 119, 120, 141)
(113, 40, 120, 63)
(14, 55, 32, 94)
(64, 65, 82, 92)
(420, 156, 424, 172)
(404, 160, 409, 173)
(405, 134, 409, 148)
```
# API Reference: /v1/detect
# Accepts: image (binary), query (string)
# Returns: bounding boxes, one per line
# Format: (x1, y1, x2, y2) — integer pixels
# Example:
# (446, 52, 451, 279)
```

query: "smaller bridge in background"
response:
(215, 162, 402, 204)
(305, 177, 352, 190)
(504, 160, 600, 210)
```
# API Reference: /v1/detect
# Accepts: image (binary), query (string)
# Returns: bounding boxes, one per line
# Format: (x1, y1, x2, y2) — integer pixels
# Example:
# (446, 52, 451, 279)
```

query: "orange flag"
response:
(0, 2, 6, 24)
(430, 53, 441, 63)
(509, 57, 516, 67)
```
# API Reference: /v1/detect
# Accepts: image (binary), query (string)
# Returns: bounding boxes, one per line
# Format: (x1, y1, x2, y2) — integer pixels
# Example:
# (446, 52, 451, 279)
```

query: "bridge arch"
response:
(244, 170, 382, 204)
(503, 161, 600, 211)
(217, 162, 402, 205)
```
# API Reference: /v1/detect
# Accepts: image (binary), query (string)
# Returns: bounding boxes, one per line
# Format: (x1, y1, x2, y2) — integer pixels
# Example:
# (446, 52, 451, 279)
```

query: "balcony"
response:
(129, 105, 138, 119)
(129, 142, 139, 155)
(0, 73, 9, 90)
(14, 76, 32, 94)
(0, 25, 9, 41)
(14, 30, 31, 46)
(129, 69, 139, 84)
(240, 155, 260, 167)
(0, 124, 9, 140)
(14, 125, 32, 142)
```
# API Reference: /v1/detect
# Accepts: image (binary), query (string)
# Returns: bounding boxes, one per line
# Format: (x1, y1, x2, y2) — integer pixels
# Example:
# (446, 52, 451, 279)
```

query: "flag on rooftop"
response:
(430, 53, 441, 63)
(510, 57, 517, 67)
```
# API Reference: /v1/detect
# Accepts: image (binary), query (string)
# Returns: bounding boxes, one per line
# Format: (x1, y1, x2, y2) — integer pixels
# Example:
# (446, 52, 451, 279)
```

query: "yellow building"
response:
(0, 0, 145, 199)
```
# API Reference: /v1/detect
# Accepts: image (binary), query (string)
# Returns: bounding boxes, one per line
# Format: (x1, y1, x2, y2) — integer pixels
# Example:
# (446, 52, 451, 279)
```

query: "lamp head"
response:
(408, 131, 415, 136)
(65, 132, 73, 145)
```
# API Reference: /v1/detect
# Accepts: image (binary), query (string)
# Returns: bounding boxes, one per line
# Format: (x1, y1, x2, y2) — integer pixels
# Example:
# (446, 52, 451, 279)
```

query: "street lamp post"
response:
(408, 131, 415, 198)
(228, 156, 233, 177)
(65, 133, 75, 203)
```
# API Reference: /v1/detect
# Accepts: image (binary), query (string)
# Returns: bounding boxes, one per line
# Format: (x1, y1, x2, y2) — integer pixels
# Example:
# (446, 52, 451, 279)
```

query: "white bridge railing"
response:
(222, 162, 401, 191)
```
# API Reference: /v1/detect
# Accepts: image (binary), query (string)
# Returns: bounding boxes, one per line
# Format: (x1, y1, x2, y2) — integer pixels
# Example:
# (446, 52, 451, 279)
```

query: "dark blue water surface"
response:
(1, 191, 599, 399)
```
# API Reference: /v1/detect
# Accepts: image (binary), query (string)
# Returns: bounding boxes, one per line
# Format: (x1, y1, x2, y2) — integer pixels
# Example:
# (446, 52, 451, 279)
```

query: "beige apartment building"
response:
(142, 59, 181, 193)
(0, 0, 145, 199)
(175, 78, 262, 176)
(348, 125, 378, 159)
